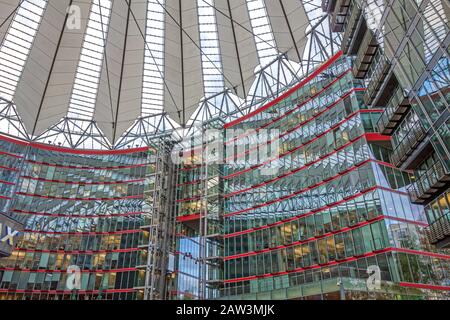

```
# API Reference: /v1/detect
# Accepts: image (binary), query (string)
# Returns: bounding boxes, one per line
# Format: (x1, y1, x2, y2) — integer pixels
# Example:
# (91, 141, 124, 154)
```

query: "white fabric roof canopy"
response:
(0, 0, 317, 145)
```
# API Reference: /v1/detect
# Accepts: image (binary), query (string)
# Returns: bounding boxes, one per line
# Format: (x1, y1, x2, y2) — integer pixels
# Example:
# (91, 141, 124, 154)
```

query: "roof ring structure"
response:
(0, 0, 341, 149)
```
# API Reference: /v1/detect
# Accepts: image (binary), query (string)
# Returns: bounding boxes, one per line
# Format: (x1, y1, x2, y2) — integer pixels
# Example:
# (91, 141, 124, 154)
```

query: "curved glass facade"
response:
(174, 53, 450, 300)
(0, 0, 448, 302)
(0, 51, 448, 301)
(332, 0, 450, 248)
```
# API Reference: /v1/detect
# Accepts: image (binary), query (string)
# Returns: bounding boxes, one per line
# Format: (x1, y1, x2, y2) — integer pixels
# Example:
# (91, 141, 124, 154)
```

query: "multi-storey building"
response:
(0, 0, 448, 301)
(0, 134, 176, 300)
(325, 0, 450, 248)
(173, 52, 450, 300)
(0, 49, 448, 301)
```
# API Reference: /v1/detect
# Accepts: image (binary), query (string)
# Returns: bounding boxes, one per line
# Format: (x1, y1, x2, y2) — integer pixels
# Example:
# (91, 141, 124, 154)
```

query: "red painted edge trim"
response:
(400, 282, 450, 291)
(224, 216, 429, 260)
(25, 159, 150, 171)
(393, 247, 450, 260)
(224, 51, 344, 129)
(176, 214, 201, 222)
(0, 150, 23, 159)
(0, 133, 29, 146)
(223, 88, 367, 164)
(366, 133, 392, 142)
(223, 160, 404, 218)
(0, 179, 15, 186)
(12, 209, 145, 218)
(179, 164, 204, 171)
(15, 192, 144, 201)
(14, 247, 142, 254)
(225, 216, 385, 260)
(0, 133, 151, 155)
(29, 142, 150, 155)
(0, 267, 137, 274)
(175, 131, 387, 202)
(176, 195, 201, 203)
(169, 290, 199, 297)
(223, 133, 376, 198)
(22, 229, 142, 236)
(224, 73, 355, 147)
(225, 213, 428, 240)
(223, 247, 450, 283)
(177, 179, 202, 187)
(0, 288, 136, 294)
(0, 165, 19, 172)
(222, 108, 383, 180)
(20, 176, 145, 185)
(386, 216, 428, 227)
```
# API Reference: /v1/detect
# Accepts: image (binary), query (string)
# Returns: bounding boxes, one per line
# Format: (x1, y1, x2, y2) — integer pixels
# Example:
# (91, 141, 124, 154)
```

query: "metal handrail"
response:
(426, 211, 450, 244)
(341, 1, 360, 51)
(376, 86, 406, 132)
(390, 121, 425, 166)
(408, 160, 449, 200)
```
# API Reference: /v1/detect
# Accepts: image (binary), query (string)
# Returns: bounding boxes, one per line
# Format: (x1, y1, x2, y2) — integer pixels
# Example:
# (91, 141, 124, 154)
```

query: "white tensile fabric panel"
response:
(14, 0, 91, 135)
(445, 0, 450, 27)
(181, 0, 204, 122)
(264, 0, 308, 63)
(95, 0, 146, 143)
(164, 0, 203, 125)
(163, 0, 182, 123)
(215, 0, 259, 98)
(0, 0, 19, 45)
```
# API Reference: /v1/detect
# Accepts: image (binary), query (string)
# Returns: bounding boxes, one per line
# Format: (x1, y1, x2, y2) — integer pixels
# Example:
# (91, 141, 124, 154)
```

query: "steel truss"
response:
(138, 141, 177, 300)
(0, 1, 341, 149)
